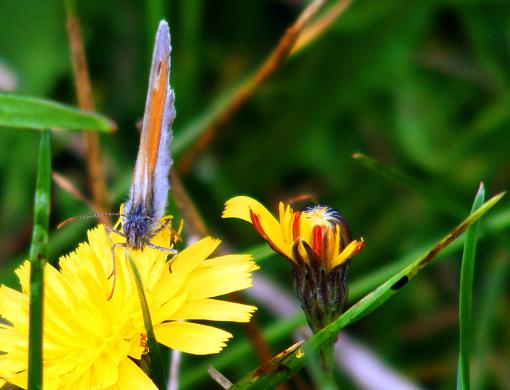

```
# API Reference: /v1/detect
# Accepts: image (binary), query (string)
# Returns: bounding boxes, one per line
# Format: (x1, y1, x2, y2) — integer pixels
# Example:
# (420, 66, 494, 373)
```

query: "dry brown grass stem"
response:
(178, 0, 328, 173)
(292, 0, 352, 54)
(169, 171, 209, 238)
(66, 14, 110, 222)
(52, 172, 106, 219)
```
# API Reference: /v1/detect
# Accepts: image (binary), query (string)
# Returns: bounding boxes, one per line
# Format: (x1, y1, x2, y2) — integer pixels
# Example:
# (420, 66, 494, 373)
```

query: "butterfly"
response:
(57, 20, 177, 297)
(105, 20, 177, 296)
(121, 19, 176, 250)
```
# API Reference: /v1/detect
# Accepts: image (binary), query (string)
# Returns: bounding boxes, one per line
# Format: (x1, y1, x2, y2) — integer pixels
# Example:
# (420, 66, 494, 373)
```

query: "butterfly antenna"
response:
(57, 212, 121, 229)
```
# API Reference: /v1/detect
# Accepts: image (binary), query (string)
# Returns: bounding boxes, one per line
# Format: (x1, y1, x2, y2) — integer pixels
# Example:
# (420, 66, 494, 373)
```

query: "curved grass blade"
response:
(125, 252, 167, 390)
(184, 194, 510, 388)
(0, 94, 115, 133)
(349, 201, 510, 301)
(28, 130, 51, 390)
(230, 192, 505, 389)
(457, 183, 485, 390)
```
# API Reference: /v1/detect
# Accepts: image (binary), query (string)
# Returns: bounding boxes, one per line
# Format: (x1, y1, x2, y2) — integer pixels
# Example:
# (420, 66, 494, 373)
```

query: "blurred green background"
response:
(0, 0, 509, 389)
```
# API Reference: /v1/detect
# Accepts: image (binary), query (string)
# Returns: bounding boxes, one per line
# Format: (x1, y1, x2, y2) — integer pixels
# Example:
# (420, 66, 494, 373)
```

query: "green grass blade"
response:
(457, 183, 486, 390)
(472, 255, 509, 390)
(182, 200, 510, 387)
(230, 192, 505, 389)
(28, 130, 51, 390)
(0, 94, 116, 132)
(349, 202, 510, 301)
(125, 252, 167, 390)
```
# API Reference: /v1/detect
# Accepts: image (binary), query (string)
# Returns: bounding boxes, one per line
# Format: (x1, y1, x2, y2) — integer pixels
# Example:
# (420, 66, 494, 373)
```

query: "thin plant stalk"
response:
(302, 342, 336, 390)
(292, 0, 352, 54)
(65, 2, 110, 221)
(168, 349, 181, 390)
(457, 183, 485, 389)
(125, 251, 167, 389)
(177, 0, 328, 172)
(28, 130, 51, 390)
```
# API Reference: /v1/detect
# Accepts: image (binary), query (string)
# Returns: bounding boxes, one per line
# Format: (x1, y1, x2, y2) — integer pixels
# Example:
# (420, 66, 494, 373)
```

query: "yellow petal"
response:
(153, 288, 188, 325)
(155, 322, 232, 355)
(90, 353, 119, 388)
(172, 237, 220, 275)
(0, 286, 28, 327)
(2, 371, 27, 389)
(222, 196, 269, 223)
(127, 333, 147, 360)
(67, 369, 91, 390)
(194, 254, 258, 273)
(279, 202, 295, 244)
(187, 255, 257, 299)
(330, 240, 362, 270)
(116, 358, 157, 390)
(14, 261, 30, 294)
(187, 274, 254, 300)
(223, 196, 289, 256)
(170, 298, 256, 322)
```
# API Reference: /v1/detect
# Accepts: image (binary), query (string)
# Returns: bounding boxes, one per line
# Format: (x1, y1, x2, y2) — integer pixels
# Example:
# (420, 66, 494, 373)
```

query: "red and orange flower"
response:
(223, 196, 363, 272)
(223, 196, 364, 332)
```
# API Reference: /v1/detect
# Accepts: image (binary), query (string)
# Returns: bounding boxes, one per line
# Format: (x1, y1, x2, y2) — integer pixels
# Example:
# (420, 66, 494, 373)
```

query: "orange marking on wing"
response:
(145, 60, 169, 177)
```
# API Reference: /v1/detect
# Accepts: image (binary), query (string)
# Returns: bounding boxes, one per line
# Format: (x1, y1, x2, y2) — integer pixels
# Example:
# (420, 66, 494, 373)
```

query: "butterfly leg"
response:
(146, 242, 178, 272)
(106, 226, 127, 300)
(152, 217, 182, 246)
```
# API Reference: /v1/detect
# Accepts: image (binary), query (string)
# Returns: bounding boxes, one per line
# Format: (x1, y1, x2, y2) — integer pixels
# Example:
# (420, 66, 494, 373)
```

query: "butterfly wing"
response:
(127, 20, 175, 224)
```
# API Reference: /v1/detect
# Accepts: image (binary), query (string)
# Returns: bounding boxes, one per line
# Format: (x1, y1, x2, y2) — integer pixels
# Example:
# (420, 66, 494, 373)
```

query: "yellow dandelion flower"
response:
(0, 222, 258, 389)
(222, 196, 363, 271)
(223, 196, 363, 332)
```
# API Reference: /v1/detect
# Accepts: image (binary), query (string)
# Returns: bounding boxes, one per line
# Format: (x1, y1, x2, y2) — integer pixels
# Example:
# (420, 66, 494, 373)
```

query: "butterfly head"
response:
(122, 205, 154, 250)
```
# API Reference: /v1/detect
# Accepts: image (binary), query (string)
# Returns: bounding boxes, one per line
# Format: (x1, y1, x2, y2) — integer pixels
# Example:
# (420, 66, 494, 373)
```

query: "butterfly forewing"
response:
(124, 20, 175, 247)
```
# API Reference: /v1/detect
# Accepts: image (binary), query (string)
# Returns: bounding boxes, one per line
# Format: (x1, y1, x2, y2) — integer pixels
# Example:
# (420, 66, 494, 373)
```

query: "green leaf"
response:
(28, 130, 51, 390)
(230, 192, 505, 389)
(0, 94, 116, 132)
(457, 183, 485, 390)
(125, 252, 167, 390)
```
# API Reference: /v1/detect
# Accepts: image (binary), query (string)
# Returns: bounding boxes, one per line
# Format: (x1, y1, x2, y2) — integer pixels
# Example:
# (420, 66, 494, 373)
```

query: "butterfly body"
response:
(123, 20, 175, 250)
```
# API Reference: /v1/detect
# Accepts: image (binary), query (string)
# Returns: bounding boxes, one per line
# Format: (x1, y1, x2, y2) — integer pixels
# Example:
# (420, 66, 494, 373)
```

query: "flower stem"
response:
(319, 341, 335, 373)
